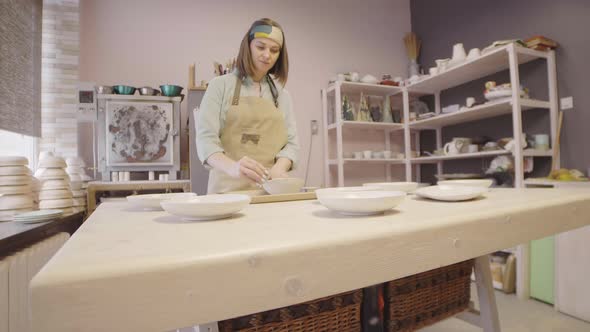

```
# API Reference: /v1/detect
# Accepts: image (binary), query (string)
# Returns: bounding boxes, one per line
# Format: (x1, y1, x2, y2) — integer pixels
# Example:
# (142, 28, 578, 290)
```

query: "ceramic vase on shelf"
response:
(408, 59, 420, 78)
(381, 96, 393, 123)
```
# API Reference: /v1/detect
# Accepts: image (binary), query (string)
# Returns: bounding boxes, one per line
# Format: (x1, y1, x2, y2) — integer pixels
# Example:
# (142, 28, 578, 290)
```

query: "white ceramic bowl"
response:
(38, 156, 67, 169)
(0, 156, 28, 167)
(437, 179, 493, 188)
(40, 179, 70, 190)
(415, 185, 488, 202)
(72, 190, 86, 198)
(0, 194, 34, 211)
(0, 175, 31, 186)
(35, 168, 69, 180)
(0, 165, 30, 176)
(126, 192, 197, 210)
(315, 186, 380, 201)
(318, 190, 406, 215)
(66, 166, 85, 175)
(39, 189, 73, 200)
(161, 194, 251, 221)
(0, 184, 32, 195)
(363, 182, 419, 193)
(39, 198, 73, 209)
(262, 178, 305, 195)
(72, 197, 86, 207)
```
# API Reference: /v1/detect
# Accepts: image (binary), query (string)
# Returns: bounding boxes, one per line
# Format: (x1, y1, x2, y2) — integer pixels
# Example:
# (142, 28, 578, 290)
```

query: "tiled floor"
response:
(422, 283, 590, 332)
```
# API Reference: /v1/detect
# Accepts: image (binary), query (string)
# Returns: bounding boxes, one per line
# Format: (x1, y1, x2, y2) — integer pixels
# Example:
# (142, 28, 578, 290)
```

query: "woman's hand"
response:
(231, 156, 268, 184)
(269, 157, 293, 179)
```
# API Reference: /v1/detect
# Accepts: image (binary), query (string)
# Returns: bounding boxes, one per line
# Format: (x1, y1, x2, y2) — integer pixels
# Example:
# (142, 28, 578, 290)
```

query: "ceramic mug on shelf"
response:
(363, 150, 372, 159)
(467, 48, 481, 60)
(452, 43, 467, 61)
(466, 97, 476, 108)
(534, 134, 550, 150)
(353, 152, 363, 159)
(444, 137, 472, 155)
(383, 151, 392, 159)
(429, 67, 438, 76)
(467, 144, 479, 153)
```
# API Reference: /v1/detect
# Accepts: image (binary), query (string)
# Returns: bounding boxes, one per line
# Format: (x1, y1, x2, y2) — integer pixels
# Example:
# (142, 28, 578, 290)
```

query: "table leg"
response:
(456, 255, 501, 331)
(87, 187, 96, 215)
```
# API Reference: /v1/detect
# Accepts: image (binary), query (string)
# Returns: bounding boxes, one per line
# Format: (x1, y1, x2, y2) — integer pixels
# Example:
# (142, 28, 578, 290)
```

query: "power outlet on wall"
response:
(560, 96, 574, 110)
(310, 120, 319, 135)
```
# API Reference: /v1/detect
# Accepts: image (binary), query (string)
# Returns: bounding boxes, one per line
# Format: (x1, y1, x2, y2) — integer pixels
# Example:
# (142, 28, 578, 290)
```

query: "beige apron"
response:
(207, 78, 288, 194)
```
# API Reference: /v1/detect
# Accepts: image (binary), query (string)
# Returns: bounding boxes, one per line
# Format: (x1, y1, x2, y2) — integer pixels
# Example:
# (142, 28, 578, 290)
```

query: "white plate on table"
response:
(437, 179, 493, 188)
(415, 185, 488, 202)
(363, 182, 419, 193)
(161, 194, 251, 221)
(315, 186, 380, 200)
(126, 192, 197, 210)
(318, 190, 406, 216)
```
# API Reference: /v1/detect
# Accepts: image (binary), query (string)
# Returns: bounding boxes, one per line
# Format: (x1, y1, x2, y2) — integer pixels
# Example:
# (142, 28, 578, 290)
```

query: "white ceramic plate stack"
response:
(0, 156, 35, 221)
(36, 155, 73, 215)
(66, 157, 93, 191)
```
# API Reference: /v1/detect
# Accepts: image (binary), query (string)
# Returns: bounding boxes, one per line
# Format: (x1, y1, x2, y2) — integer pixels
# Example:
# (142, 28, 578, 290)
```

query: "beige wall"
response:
(79, 0, 411, 186)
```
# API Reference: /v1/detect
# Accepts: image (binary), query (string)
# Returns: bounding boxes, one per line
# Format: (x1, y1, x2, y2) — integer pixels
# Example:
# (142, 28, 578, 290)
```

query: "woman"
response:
(197, 18, 300, 194)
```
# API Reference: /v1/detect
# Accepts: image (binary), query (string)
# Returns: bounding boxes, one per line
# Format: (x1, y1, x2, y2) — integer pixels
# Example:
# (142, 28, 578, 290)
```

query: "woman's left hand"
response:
(269, 157, 292, 179)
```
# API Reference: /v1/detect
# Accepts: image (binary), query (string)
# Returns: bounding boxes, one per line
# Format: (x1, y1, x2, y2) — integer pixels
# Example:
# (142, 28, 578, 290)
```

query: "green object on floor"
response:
(530, 236, 554, 304)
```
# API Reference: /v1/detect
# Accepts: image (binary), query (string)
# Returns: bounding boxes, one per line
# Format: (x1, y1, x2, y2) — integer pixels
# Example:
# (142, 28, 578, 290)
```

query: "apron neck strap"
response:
(231, 78, 242, 105)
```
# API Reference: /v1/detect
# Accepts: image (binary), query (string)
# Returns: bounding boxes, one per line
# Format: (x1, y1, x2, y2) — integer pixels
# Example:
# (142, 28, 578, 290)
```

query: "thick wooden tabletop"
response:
(31, 188, 590, 332)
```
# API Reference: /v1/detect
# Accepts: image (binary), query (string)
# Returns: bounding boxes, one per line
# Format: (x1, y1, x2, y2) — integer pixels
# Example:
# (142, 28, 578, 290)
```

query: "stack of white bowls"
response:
(35, 155, 73, 215)
(0, 156, 35, 221)
(65, 157, 89, 214)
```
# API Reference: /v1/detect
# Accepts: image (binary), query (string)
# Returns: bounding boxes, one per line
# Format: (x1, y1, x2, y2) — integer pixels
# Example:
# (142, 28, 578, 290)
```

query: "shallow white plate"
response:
(318, 190, 406, 215)
(161, 194, 251, 221)
(437, 179, 493, 188)
(363, 182, 419, 193)
(126, 192, 197, 210)
(14, 209, 63, 223)
(0, 208, 34, 222)
(415, 185, 488, 202)
(262, 178, 304, 195)
(315, 186, 380, 201)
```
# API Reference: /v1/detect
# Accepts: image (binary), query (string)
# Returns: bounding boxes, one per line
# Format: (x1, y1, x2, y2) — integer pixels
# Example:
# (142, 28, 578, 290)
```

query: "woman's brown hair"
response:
(236, 18, 289, 86)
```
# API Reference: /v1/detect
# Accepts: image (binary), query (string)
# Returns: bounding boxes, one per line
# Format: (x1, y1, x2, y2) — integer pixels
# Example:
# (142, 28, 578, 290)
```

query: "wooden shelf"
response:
(327, 121, 404, 131)
(326, 81, 403, 96)
(409, 98, 550, 129)
(407, 45, 548, 95)
(411, 150, 510, 164)
(329, 158, 405, 165)
(96, 94, 182, 102)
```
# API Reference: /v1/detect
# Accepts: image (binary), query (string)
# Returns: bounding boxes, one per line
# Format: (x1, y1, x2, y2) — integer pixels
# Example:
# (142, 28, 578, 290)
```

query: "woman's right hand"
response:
(230, 156, 268, 184)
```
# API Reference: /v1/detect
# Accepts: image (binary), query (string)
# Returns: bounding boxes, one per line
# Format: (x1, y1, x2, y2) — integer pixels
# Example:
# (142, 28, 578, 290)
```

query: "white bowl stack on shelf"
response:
(35, 155, 73, 215)
(0, 156, 35, 221)
(65, 157, 90, 214)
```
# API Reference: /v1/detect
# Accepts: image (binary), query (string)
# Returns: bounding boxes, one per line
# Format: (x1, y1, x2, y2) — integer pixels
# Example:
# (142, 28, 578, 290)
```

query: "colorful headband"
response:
(249, 24, 284, 47)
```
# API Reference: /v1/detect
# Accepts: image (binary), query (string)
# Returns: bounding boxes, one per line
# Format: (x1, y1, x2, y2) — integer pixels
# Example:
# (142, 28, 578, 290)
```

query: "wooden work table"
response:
(31, 188, 590, 332)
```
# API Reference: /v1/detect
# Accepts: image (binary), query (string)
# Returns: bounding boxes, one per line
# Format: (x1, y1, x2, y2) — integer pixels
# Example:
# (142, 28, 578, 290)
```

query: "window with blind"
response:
(0, 0, 43, 137)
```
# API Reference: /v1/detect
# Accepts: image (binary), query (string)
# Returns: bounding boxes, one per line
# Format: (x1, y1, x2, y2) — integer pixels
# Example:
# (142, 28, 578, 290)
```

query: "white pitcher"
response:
(444, 138, 471, 155)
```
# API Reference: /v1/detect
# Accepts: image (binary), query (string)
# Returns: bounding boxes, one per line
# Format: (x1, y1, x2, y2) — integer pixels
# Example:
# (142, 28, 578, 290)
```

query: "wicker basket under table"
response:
(218, 289, 363, 332)
(385, 259, 474, 332)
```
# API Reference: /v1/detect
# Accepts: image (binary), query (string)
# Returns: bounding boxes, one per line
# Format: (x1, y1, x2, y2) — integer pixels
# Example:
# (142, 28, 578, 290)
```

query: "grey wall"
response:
(410, 0, 590, 182)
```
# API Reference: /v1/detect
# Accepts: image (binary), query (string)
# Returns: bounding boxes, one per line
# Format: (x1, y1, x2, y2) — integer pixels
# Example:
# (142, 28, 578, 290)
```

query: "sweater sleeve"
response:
(196, 76, 226, 167)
